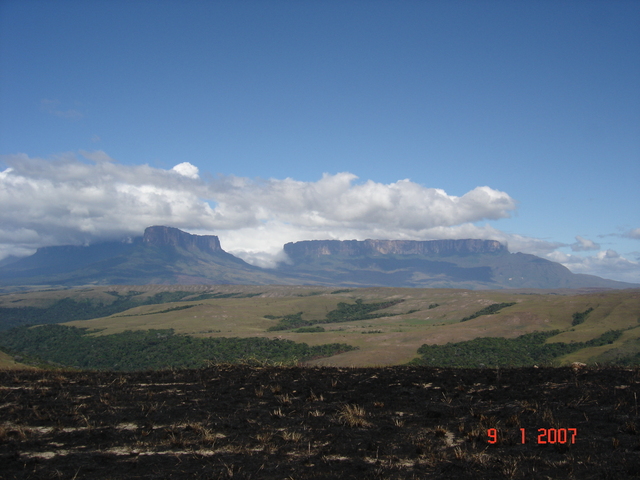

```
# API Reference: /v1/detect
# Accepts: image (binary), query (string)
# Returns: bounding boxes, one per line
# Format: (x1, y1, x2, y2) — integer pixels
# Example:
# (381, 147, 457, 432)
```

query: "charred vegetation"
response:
(1, 365, 640, 479)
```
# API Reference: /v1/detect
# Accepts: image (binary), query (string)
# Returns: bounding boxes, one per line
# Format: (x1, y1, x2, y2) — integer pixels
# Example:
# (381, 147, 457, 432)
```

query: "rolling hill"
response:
(1, 284, 639, 368)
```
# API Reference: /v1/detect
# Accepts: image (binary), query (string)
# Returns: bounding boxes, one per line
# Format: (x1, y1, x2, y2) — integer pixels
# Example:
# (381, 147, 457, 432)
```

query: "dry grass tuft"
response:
(280, 430, 303, 442)
(307, 389, 324, 402)
(269, 384, 282, 394)
(186, 423, 217, 445)
(338, 404, 371, 428)
(255, 432, 273, 444)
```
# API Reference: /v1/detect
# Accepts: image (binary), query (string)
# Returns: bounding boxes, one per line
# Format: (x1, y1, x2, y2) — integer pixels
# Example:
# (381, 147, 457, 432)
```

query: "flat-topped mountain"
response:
(279, 238, 635, 290)
(142, 226, 222, 253)
(284, 239, 507, 259)
(0, 227, 637, 290)
(0, 226, 289, 287)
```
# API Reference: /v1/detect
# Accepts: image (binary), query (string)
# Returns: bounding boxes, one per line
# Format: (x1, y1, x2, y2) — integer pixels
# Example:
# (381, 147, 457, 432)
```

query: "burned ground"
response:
(1, 366, 640, 479)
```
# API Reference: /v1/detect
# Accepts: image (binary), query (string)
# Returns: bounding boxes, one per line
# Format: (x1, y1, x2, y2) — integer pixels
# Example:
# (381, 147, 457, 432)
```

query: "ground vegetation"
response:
(411, 330, 623, 367)
(266, 299, 405, 331)
(0, 325, 356, 371)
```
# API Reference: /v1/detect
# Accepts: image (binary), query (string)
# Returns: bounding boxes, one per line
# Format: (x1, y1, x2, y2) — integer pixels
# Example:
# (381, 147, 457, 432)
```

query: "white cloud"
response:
(229, 247, 293, 269)
(547, 249, 640, 284)
(172, 162, 199, 179)
(0, 151, 516, 266)
(2, 150, 637, 282)
(570, 235, 600, 252)
(0, 152, 216, 251)
(208, 173, 516, 231)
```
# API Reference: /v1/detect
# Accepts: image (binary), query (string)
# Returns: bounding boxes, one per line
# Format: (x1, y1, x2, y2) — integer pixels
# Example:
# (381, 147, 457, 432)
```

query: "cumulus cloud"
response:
(209, 173, 516, 231)
(0, 152, 216, 252)
(570, 235, 600, 252)
(172, 162, 199, 179)
(1, 151, 638, 282)
(0, 151, 519, 267)
(547, 249, 640, 284)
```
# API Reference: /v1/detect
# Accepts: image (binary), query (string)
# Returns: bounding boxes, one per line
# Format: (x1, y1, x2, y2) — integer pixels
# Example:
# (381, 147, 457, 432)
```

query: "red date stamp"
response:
(487, 428, 577, 444)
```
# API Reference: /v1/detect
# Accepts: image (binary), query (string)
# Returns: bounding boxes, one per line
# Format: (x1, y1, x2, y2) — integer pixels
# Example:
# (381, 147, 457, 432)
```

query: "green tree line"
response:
(266, 299, 405, 331)
(459, 302, 516, 322)
(0, 325, 357, 371)
(409, 329, 622, 367)
(571, 307, 594, 326)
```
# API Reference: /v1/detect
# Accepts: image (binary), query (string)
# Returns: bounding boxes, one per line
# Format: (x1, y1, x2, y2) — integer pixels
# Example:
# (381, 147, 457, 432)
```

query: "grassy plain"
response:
(0, 350, 33, 370)
(1, 285, 639, 367)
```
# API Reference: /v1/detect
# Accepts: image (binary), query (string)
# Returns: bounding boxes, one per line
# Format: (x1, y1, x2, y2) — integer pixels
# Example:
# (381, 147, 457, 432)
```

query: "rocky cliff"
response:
(142, 226, 222, 253)
(283, 239, 507, 260)
(2, 228, 637, 290)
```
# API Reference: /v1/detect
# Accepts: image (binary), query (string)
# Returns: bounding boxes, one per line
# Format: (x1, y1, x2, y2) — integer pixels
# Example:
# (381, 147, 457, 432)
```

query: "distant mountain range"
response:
(0, 226, 636, 290)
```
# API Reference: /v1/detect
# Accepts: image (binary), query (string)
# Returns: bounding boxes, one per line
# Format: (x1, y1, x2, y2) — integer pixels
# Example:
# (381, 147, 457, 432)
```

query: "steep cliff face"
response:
(2, 227, 636, 289)
(283, 239, 507, 260)
(142, 226, 222, 253)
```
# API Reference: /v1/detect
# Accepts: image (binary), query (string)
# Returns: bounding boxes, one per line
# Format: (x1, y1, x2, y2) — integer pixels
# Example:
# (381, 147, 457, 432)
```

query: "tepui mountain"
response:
(0, 226, 636, 290)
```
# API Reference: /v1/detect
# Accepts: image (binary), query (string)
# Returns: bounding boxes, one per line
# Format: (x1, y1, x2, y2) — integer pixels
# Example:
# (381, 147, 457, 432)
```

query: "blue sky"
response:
(1, 0, 639, 282)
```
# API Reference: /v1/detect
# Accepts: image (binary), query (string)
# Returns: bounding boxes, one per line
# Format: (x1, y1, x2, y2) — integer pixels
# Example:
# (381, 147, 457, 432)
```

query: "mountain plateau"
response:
(0, 226, 636, 291)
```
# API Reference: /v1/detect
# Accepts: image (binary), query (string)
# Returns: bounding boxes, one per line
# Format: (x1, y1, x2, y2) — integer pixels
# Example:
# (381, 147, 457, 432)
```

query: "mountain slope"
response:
(0, 228, 636, 290)
(277, 239, 637, 290)
(0, 226, 294, 286)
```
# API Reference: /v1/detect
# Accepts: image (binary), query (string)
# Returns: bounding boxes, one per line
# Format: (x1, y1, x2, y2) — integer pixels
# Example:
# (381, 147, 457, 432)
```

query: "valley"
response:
(1, 285, 639, 369)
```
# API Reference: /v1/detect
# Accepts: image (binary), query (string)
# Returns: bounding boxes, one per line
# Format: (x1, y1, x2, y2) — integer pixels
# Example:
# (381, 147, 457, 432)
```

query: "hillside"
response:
(0, 349, 32, 370)
(0, 226, 636, 290)
(280, 239, 635, 289)
(1, 285, 639, 368)
(0, 227, 295, 287)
